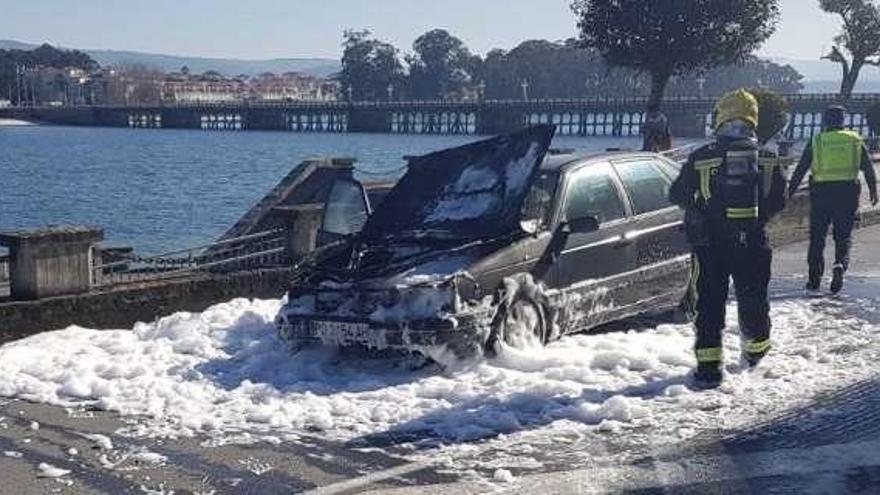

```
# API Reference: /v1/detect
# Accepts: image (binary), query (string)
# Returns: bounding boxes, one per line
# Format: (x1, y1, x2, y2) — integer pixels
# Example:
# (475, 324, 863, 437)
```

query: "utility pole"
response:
(15, 64, 22, 106)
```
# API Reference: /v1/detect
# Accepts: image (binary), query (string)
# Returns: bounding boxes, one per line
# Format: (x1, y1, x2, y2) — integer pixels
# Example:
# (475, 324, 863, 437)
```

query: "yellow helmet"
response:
(714, 89, 759, 130)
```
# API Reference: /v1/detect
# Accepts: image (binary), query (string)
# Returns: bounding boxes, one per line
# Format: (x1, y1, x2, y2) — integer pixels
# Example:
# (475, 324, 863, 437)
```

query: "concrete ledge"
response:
(0, 267, 292, 344)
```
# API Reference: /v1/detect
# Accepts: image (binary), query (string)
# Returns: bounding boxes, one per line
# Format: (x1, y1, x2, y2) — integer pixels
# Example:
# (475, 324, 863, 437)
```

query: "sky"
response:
(0, 0, 843, 61)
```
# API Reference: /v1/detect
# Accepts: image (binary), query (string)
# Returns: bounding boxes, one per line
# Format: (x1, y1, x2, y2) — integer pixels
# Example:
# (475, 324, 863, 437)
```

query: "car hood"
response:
(359, 125, 556, 243)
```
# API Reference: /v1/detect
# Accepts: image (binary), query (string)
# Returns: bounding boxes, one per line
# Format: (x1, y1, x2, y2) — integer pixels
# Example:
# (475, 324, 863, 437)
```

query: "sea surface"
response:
(0, 125, 646, 254)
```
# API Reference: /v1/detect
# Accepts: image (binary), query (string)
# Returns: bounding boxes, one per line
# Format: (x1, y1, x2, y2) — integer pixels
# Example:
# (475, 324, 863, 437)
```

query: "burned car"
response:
(275, 125, 690, 357)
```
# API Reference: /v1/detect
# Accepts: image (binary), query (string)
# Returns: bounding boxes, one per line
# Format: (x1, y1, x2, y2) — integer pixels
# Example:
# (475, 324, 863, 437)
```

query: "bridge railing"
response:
(91, 228, 286, 287)
(9, 93, 879, 112)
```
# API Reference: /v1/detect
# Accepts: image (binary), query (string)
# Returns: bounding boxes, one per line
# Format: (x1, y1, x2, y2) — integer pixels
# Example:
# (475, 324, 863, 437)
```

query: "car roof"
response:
(540, 150, 662, 173)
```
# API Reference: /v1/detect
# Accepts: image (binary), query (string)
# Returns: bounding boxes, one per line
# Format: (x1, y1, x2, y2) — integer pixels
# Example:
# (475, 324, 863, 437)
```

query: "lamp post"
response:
(478, 80, 486, 101)
(387, 83, 394, 101)
(521, 79, 530, 101)
(696, 75, 707, 98)
(347, 86, 354, 103)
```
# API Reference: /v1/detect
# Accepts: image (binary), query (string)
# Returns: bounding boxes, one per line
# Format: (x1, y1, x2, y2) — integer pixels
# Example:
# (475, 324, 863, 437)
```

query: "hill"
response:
(0, 39, 340, 77)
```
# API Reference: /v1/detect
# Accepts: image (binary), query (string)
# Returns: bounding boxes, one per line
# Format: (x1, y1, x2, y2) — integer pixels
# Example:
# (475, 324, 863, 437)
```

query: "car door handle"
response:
(614, 234, 636, 248)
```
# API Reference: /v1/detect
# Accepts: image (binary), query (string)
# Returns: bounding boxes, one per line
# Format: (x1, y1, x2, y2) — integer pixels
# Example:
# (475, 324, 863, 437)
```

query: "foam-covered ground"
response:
(1, 292, 879, 467)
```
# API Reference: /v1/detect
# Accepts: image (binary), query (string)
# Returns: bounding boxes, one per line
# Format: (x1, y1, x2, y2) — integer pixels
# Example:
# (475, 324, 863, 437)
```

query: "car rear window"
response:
(564, 163, 627, 225)
(614, 159, 673, 215)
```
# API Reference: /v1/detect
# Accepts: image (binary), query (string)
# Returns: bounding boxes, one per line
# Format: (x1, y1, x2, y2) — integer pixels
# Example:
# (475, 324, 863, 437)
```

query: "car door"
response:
(546, 161, 635, 330)
(611, 157, 689, 308)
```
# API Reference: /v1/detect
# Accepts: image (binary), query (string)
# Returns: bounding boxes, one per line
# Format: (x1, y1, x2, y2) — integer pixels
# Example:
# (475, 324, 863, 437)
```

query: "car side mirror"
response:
(563, 215, 600, 235)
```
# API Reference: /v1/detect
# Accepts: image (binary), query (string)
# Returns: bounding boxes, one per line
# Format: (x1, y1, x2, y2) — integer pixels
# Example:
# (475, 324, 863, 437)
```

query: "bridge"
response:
(1, 93, 877, 139)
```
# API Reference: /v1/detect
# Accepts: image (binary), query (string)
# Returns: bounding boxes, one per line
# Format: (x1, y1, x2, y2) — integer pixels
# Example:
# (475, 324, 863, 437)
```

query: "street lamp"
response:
(521, 79, 530, 101)
(347, 86, 354, 102)
(478, 80, 486, 101)
(696, 75, 707, 98)
(387, 83, 394, 101)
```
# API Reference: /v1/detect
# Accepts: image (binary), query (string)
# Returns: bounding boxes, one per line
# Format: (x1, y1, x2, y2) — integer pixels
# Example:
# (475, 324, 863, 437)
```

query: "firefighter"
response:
(788, 105, 878, 295)
(669, 89, 787, 389)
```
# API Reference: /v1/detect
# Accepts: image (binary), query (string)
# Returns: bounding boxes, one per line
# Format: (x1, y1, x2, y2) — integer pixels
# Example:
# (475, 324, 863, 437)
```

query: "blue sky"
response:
(0, 0, 841, 60)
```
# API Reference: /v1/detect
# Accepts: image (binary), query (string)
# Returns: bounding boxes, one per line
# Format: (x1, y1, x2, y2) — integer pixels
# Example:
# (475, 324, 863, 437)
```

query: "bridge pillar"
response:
(347, 108, 392, 133)
(476, 107, 525, 135)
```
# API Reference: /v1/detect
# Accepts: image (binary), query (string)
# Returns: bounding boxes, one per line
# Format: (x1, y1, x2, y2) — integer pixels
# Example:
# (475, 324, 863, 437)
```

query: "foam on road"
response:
(1, 286, 879, 488)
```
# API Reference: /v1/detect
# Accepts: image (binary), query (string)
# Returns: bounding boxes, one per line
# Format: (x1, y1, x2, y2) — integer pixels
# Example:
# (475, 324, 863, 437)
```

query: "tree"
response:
(339, 30, 404, 101)
(572, 0, 781, 109)
(667, 56, 803, 97)
(819, 0, 880, 100)
(406, 29, 474, 99)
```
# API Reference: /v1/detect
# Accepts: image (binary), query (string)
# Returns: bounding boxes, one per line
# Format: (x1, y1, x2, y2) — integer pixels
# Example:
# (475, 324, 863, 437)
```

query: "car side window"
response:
(614, 159, 673, 215)
(563, 163, 627, 225)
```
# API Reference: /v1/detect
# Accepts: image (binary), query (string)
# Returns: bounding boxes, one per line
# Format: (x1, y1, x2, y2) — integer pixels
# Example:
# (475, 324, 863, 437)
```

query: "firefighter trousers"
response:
(688, 230, 772, 367)
(808, 183, 860, 280)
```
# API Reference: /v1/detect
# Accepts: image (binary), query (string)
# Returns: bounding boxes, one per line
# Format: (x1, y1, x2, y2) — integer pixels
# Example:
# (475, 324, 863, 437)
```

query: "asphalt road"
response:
(3, 225, 880, 494)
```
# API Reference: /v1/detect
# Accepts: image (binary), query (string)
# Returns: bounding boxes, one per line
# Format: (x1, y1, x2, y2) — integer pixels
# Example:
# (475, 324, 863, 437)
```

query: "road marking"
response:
(358, 439, 880, 494)
(302, 458, 438, 495)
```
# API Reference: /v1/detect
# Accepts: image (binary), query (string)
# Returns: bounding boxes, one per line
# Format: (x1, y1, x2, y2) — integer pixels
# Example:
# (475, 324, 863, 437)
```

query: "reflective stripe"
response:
(727, 206, 759, 219)
(745, 339, 772, 355)
(694, 158, 722, 200)
(696, 347, 723, 363)
(812, 130, 862, 183)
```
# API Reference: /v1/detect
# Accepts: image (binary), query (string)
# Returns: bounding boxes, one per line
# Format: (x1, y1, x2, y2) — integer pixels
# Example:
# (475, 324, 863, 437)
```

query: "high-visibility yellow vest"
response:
(811, 130, 863, 183)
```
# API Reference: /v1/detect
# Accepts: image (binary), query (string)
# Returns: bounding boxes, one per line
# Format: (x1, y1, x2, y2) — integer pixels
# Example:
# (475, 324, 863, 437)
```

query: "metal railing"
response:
(92, 229, 286, 287)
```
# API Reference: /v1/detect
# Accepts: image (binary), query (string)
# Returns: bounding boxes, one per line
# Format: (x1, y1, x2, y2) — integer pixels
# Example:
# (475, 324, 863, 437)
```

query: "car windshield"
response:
(520, 170, 559, 233)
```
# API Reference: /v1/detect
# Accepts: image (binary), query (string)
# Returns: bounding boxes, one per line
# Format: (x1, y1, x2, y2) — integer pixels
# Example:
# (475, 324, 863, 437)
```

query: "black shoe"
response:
(805, 276, 821, 293)
(742, 351, 767, 369)
(830, 265, 845, 295)
(692, 364, 723, 390)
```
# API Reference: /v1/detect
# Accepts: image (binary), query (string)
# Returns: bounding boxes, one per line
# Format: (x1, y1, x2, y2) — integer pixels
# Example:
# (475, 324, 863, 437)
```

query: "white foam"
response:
(37, 462, 70, 478)
(0, 294, 877, 474)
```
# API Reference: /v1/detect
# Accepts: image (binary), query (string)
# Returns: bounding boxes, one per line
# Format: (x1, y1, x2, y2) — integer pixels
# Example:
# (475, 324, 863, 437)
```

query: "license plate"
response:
(310, 320, 371, 344)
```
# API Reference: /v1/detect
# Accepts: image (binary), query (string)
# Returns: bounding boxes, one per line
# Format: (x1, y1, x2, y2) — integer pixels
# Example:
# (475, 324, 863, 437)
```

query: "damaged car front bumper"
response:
(276, 309, 494, 355)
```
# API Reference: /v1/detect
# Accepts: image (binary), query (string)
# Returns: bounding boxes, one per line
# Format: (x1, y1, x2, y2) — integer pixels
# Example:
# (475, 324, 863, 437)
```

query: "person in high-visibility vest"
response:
(788, 105, 878, 295)
(670, 89, 787, 389)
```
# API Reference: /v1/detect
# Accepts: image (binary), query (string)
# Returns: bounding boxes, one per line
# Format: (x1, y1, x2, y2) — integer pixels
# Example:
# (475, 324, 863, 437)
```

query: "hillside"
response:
(0, 40, 340, 77)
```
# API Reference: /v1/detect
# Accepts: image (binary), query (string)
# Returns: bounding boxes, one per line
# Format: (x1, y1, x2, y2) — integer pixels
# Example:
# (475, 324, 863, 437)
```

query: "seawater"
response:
(0, 126, 644, 254)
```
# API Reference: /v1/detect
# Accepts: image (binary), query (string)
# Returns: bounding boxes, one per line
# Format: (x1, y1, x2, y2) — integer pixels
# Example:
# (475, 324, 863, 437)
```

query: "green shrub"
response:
(748, 88, 790, 145)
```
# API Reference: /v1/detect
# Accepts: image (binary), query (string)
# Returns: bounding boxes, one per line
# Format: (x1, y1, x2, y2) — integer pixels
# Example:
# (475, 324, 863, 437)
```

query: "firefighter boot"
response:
(692, 363, 723, 390)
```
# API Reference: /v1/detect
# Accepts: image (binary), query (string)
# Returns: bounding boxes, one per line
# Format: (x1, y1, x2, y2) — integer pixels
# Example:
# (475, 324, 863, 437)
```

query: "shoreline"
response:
(0, 118, 36, 127)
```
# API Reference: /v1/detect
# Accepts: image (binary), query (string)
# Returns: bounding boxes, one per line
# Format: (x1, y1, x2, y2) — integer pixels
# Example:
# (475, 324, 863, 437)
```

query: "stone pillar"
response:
(0, 226, 104, 300)
(271, 204, 325, 262)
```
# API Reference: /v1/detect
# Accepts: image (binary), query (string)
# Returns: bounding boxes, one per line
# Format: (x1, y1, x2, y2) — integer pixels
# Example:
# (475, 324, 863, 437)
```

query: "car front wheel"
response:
(487, 278, 549, 353)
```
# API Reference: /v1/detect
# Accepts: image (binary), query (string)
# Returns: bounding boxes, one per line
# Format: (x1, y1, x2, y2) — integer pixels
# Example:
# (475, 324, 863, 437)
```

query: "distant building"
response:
(159, 72, 339, 103)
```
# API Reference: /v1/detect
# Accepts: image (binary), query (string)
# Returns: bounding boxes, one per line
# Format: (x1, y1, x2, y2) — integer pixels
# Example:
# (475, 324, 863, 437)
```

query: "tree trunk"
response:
(648, 70, 672, 110)
(841, 60, 863, 103)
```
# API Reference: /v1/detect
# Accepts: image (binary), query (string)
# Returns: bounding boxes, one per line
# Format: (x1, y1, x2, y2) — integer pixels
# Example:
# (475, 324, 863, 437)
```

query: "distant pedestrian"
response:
(642, 104, 672, 152)
(669, 89, 787, 389)
(788, 105, 878, 295)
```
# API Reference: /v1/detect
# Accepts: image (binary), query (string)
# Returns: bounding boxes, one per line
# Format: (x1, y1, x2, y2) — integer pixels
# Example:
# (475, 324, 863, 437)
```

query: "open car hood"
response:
(360, 125, 556, 243)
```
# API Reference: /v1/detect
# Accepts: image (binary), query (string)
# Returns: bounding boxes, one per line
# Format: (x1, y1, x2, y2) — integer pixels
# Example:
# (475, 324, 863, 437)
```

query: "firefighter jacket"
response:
(669, 137, 787, 245)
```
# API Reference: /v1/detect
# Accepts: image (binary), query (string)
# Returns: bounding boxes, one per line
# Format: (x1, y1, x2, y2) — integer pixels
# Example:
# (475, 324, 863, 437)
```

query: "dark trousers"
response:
(688, 230, 772, 366)
(808, 182, 860, 279)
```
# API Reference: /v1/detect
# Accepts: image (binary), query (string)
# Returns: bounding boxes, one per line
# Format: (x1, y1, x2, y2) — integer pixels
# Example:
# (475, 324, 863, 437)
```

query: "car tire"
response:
(487, 276, 549, 354)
